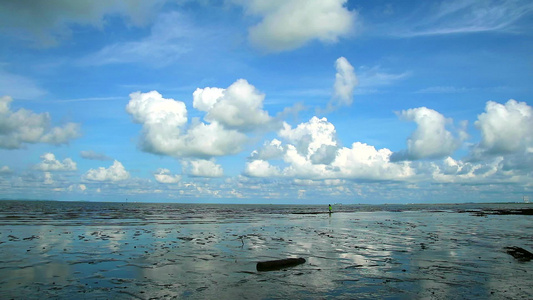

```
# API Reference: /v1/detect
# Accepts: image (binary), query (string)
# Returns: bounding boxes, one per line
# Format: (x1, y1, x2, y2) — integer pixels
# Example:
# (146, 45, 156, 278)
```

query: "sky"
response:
(0, 0, 532, 204)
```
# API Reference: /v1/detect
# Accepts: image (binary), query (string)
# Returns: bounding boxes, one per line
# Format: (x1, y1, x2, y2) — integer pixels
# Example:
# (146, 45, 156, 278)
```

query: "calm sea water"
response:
(0, 201, 532, 299)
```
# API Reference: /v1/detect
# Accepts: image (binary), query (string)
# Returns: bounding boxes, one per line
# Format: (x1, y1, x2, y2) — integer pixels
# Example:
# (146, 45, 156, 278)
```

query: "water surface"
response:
(0, 201, 531, 299)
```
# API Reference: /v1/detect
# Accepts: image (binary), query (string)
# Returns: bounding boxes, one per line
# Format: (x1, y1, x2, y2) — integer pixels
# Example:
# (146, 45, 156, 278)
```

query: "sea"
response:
(0, 200, 531, 299)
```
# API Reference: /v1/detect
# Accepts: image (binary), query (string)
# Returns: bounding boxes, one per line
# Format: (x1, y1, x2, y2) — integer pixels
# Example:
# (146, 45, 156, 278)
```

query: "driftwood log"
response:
(256, 257, 306, 271)
(505, 246, 533, 261)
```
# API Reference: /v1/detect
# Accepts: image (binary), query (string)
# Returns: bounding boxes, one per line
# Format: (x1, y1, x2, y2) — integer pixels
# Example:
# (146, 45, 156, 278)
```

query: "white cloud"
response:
(84, 160, 130, 182)
(474, 99, 532, 155)
(333, 57, 357, 105)
(235, 101, 532, 191)
(392, 107, 465, 161)
(126, 90, 188, 128)
(244, 160, 281, 177)
(426, 156, 527, 185)
(40, 123, 81, 145)
(80, 150, 112, 161)
(332, 142, 414, 180)
(68, 184, 87, 192)
(0, 96, 8, 114)
(281, 144, 331, 178)
(0, 166, 12, 174)
(280, 141, 413, 181)
(196, 79, 274, 131)
(430, 157, 482, 183)
(43, 172, 54, 185)
(238, 0, 356, 52)
(126, 86, 252, 158)
(187, 159, 223, 177)
(180, 120, 248, 157)
(0, 0, 166, 47)
(250, 139, 285, 160)
(310, 144, 340, 165)
(193, 87, 225, 112)
(279, 116, 337, 158)
(325, 57, 358, 112)
(154, 168, 181, 183)
(0, 96, 81, 149)
(35, 153, 77, 172)
(248, 116, 414, 181)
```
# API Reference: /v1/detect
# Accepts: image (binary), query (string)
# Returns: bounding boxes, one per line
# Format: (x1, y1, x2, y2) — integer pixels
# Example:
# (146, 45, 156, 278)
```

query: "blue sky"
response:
(0, 0, 531, 204)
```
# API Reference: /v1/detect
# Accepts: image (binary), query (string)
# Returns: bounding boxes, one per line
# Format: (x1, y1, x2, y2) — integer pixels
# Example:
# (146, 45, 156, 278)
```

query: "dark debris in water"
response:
(504, 246, 533, 262)
(256, 257, 306, 271)
(459, 208, 533, 216)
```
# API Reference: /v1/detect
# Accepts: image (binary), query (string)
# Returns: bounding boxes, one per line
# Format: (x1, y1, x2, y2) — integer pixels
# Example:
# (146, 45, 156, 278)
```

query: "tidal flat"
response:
(0, 201, 531, 299)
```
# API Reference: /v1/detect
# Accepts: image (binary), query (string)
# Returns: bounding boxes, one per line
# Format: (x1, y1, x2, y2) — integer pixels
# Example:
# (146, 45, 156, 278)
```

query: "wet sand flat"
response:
(0, 201, 532, 299)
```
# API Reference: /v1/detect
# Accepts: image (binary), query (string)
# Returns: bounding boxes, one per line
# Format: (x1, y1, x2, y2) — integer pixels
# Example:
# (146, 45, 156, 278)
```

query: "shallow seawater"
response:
(0, 201, 531, 299)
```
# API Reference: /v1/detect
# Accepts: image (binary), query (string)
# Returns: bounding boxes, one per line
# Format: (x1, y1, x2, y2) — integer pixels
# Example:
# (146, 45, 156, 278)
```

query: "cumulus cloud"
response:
(391, 107, 466, 161)
(43, 172, 54, 185)
(154, 168, 181, 183)
(35, 153, 77, 172)
(425, 156, 525, 185)
(279, 116, 337, 158)
(332, 142, 414, 180)
(430, 157, 485, 183)
(80, 150, 112, 161)
(186, 159, 224, 177)
(0, 96, 81, 149)
(195, 79, 274, 131)
(40, 123, 80, 145)
(179, 121, 248, 157)
(244, 102, 530, 188)
(281, 144, 331, 178)
(250, 139, 285, 160)
(237, 0, 356, 52)
(0, 166, 12, 174)
(84, 160, 130, 182)
(474, 99, 532, 155)
(280, 141, 413, 181)
(499, 149, 533, 174)
(68, 184, 87, 192)
(322, 57, 358, 113)
(126, 90, 246, 157)
(193, 87, 225, 112)
(310, 144, 338, 165)
(0, 0, 166, 46)
(244, 160, 281, 177)
(126, 90, 187, 128)
(127, 80, 275, 158)
(332, 57, 358, 106)
(247, 116, 414, 181)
